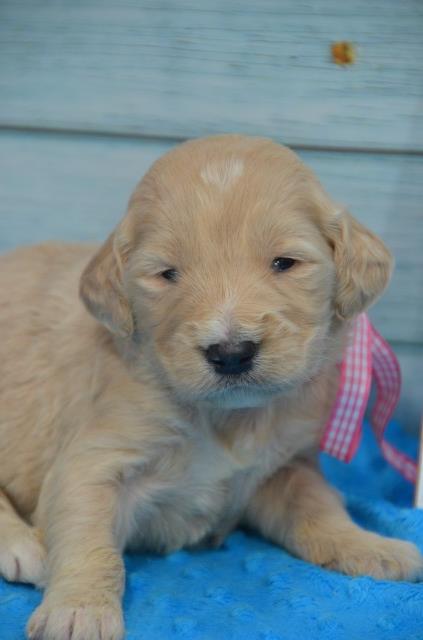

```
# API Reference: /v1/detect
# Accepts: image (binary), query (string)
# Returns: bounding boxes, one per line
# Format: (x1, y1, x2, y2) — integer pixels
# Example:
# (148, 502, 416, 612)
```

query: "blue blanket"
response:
(2, 421, 422, 640)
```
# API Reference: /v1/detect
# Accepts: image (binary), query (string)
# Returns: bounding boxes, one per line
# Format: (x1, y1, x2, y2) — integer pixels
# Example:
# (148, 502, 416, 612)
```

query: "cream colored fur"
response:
(0, 135, 421, 640)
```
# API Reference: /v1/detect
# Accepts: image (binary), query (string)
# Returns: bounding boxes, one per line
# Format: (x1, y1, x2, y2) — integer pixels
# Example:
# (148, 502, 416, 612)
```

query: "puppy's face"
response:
(81, 136, 392, 408)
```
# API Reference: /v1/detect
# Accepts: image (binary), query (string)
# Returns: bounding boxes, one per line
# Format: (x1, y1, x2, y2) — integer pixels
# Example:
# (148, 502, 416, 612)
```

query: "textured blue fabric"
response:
(2, 421, 422, 640)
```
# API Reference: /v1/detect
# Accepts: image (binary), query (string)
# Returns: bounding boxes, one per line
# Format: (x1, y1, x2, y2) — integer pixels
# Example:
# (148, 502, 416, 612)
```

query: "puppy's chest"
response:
(117, 424, 282, 552)
(116, 424, 284, 554)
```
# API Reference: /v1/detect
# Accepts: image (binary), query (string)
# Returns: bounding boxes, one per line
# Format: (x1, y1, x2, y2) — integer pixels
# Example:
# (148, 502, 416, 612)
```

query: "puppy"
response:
(0, 135, 421, 640)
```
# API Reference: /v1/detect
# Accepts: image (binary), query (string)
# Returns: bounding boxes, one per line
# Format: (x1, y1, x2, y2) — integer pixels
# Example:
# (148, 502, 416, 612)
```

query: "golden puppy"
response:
(0, 135, 421, 640)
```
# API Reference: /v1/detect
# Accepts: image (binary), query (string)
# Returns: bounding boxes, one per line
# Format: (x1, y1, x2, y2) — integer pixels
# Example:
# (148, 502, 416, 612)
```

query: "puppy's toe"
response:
(27, 599, 124, 640)
(370, 537, 423, 581)
(322, 531, 423, 581)
(0, 527, 46, 586)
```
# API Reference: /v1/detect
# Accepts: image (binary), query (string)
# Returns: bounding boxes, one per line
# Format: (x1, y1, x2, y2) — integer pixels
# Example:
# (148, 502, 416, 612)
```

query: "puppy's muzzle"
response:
(203, 340, 259, 375)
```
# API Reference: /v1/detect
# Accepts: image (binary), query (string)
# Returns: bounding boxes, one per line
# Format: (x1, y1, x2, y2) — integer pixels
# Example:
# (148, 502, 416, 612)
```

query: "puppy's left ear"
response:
(80, 220, 134, 337)
(326, 209, 393, 319)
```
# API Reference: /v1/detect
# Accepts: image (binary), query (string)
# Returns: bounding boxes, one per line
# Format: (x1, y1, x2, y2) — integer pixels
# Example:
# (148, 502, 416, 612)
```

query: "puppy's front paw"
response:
(0, 526, 46, 586)
(320, 531, 423, 581)
(27, 597, 124, 640)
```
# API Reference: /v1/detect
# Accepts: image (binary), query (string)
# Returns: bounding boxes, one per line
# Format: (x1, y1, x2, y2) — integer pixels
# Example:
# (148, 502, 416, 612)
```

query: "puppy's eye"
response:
(271, 257, 297, 272)
(160, 268, 179, 282)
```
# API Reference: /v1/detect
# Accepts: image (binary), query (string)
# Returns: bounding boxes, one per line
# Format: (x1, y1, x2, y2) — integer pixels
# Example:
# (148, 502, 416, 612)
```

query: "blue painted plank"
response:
(0, 130, 422, 344)
(0, 0, 422, 150)
(394, 344, 423, 432)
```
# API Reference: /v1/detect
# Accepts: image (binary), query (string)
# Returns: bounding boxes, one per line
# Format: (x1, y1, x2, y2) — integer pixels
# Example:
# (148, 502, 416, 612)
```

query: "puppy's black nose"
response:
(204, 341, 258, 375)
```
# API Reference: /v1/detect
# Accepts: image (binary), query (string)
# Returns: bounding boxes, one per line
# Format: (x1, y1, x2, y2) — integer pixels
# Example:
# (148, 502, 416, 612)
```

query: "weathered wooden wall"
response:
(1, 0, 422, 427)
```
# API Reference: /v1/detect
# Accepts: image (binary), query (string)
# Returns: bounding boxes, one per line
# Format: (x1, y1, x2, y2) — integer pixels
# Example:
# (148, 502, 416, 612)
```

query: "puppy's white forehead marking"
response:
(200, 157, 244, 191)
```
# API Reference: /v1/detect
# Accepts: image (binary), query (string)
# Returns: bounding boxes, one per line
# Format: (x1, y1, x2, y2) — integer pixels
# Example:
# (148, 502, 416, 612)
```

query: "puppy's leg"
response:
(244, 462, 423, 581)
(27, 455, 125, 640)
(0, 488, 46, 586)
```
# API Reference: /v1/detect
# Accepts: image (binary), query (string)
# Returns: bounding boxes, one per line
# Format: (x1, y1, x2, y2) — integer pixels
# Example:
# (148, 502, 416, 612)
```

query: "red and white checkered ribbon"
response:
(320, 313, 417, 483)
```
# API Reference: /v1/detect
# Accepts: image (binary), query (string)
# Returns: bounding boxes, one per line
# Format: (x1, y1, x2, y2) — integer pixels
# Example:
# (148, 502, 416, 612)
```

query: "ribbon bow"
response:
(320, 313, 417, 483)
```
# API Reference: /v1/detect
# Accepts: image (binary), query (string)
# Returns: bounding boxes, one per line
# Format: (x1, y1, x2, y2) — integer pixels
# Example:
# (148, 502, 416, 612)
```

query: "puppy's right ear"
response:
(80, 223, 134, 337)
(326, 210, 393, 320)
